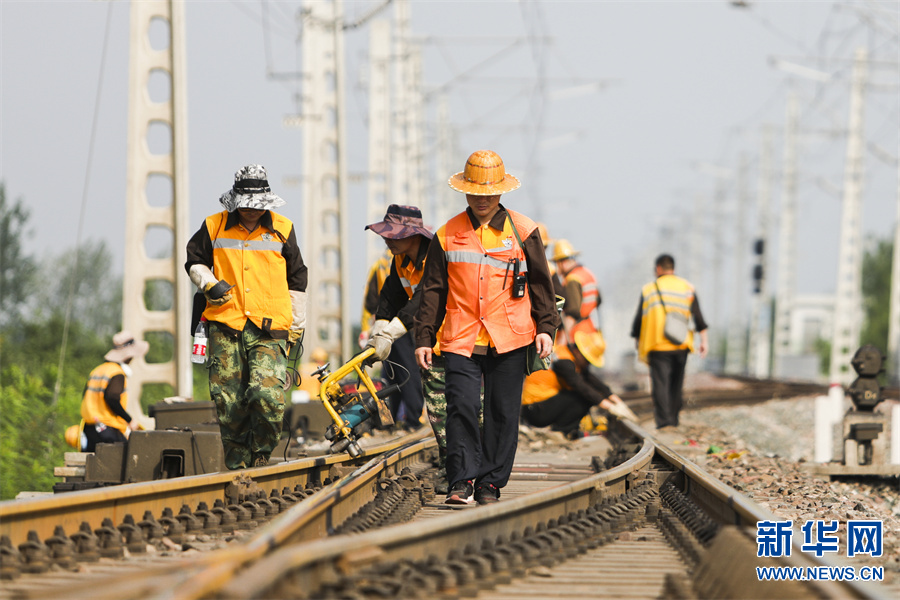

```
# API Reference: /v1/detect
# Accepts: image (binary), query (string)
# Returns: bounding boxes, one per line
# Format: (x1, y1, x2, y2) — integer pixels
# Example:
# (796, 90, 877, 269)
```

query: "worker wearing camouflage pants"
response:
(422, 353, 483, 494)
(208, 321, 288, 469)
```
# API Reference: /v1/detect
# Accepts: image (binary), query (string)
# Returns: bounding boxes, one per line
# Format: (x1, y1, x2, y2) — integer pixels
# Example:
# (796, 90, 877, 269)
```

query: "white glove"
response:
(190, 264, 232, 305)
(365, 318, 407, 362)
(290, 290, 307, 331)
(607, 401, 638, 422)
(369, 319, 389, 339)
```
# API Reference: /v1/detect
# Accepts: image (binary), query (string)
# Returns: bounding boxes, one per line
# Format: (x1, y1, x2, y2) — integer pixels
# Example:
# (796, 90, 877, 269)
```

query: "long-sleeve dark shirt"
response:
(553, 358, 613, 405)
(374, 238, 429, 331)
(104, 374, 132, 422)
(415, 205, 561, 352)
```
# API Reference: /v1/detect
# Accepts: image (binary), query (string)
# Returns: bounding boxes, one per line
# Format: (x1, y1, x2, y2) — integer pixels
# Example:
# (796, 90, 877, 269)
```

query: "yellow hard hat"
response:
(574, 330, 606, 368)
(65, 424, 82, 450)
(536, 222, 552, 248)
(552, 239, 580, 262)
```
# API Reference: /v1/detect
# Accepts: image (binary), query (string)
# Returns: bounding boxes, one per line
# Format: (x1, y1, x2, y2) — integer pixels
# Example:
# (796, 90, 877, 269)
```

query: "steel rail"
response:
(0, 429, 429, 548)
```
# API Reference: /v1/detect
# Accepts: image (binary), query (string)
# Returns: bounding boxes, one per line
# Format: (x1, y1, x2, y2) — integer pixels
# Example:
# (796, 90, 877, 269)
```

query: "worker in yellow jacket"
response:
(79, 331, 149, 451)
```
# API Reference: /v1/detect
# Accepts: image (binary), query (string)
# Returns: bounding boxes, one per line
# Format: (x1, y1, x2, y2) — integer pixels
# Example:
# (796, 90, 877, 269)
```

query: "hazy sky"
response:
(2, 1, 898, 356)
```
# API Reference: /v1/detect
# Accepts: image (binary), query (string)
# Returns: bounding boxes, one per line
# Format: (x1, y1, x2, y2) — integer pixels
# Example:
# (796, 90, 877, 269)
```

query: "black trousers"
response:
(648, 350, 689, 428)
(384, 331, 424, 427)
(521, 390, 591, 436)
(444, 347, 526, 490)
(82, 422, 126, 452)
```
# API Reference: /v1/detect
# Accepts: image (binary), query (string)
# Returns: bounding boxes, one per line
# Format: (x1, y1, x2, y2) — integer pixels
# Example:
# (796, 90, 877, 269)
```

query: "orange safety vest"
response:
(395, 253, 424, 300)
(202, 210, 294, 334)
(564, 264, 599, 319)
(81, 362, 129, 434)
(637, 274, 695, 363)
(521, 345, 576, 405)
(438, 210, 537, 356)
(361, 250, 393, 330)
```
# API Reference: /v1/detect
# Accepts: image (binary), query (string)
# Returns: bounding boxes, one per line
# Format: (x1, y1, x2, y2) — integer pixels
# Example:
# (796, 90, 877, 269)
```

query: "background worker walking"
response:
(521, 330, 635, 438)
(363, 204, 431, 430)
(358, 249, 393, 348)
(415, 149, 560, 505)
(186, 164, 308, 469)
(552, 239, 601, 346)
(77, 331, 150, 452)
(631, 253, 708, 430)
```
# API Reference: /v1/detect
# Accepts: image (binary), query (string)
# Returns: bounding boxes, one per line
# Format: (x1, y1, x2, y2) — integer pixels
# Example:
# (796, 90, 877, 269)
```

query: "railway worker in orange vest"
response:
(185, 164, 308, 469)
(521, 331, 634, 438)
(552, 238, 601, 345)
(415, 150, 560, 505)
(631, 254, 708, 430)
(536, 222, 566, 300)
(79, 331, 150, 452)
(363, 204, 432, 430)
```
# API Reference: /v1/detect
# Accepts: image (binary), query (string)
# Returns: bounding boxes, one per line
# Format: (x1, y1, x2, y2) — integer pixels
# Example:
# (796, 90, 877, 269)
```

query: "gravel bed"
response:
(676, 395, 900, 589)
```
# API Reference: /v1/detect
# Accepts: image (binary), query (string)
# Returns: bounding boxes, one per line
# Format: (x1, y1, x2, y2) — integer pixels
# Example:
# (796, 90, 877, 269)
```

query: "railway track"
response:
(1, 379, 892, 599)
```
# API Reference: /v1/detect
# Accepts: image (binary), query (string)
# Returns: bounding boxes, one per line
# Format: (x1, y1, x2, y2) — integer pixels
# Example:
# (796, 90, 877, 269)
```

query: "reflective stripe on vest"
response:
(80, 362, 129, 434)
(202, 210, 293, 333)
(437, 210, 537, 356)
(637, 274, 695, 362)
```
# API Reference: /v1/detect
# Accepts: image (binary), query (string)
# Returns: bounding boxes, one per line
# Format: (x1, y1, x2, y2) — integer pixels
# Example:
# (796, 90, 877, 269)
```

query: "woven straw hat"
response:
(104, 331, 150, 363)
(574, 330, 606, 368)
(448, 150, 520, 196)
(536, 222, 553, 248)
(551, 239, 580, 261)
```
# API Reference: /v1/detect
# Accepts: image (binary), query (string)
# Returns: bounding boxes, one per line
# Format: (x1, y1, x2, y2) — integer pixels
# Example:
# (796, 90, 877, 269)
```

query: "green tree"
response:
(0, 183, 38, 326)
(861, 237, 892, 354)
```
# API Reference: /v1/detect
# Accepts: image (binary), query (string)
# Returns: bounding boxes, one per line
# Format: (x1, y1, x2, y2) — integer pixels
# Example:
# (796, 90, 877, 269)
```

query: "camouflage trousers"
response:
(421, 353, 482, 479)
(208, 320, 287, 470)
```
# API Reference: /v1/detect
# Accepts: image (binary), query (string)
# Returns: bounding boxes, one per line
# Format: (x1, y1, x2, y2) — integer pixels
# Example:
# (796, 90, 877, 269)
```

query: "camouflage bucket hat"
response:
(365, 204, 433, 240)
(219, 164, 286, 212)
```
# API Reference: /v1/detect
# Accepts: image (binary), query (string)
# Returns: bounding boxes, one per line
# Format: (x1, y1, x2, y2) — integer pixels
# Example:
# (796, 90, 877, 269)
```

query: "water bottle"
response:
(191, 319, 208, 364)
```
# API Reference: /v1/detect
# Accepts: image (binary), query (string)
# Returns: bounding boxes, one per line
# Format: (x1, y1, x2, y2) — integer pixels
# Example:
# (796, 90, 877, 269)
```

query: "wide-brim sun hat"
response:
(104, 330, 150, 363)
(448, 150, 520, 196)
(574, 330, 606, 369)
(551, 238, 580, 262)
(219, 164, 286, 212)
(365, 204, 434, 240)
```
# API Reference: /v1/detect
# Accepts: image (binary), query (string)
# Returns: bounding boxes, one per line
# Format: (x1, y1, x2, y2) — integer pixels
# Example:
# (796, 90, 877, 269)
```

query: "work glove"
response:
(189, 264, 233, 306)
(606, 397, 638, 422)
(289, 290, 307, 333)
(365, 318, 407, 363)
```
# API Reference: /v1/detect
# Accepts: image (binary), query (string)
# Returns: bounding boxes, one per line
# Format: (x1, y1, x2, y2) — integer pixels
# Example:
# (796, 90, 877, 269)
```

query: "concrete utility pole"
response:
(434, 94, 455, 228)
(748, 126, 775, 378)
(890, 167, 900, 384)
(391, 0, 424, 210)
(772, 90, 799, 377)
(366, 18, 391, 271)
(301, 0, 352, 361)
(829, 48, 868, 386)
(123, 0, 192, 418)
(725, 154, 750, 375)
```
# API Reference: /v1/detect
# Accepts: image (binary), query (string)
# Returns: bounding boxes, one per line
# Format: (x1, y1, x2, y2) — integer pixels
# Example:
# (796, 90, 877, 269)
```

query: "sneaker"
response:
(474, 483, 499, 505)
(252, 455, 269, 467)
(445, 479, 474, 504)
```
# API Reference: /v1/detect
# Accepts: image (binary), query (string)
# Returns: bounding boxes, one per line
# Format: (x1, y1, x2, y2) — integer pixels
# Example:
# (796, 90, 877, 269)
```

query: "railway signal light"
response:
(847, 344, 884, 411)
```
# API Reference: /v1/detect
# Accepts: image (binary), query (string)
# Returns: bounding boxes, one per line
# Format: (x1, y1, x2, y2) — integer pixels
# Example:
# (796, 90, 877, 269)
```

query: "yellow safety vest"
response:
(202, 210, 294, 334)
(637, 274, 695, 363)
(81, 362, 129, 434)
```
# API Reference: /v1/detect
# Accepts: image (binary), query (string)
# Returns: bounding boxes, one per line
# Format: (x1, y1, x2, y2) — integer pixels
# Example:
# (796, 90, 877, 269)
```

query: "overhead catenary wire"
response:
(51, 0, 116, 410)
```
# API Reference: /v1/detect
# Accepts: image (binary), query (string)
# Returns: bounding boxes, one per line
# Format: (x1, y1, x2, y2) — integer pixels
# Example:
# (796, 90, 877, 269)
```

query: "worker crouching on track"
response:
(363, 204, 431, 430)
(185, 164, 308, 470)
(521, 331, 635, 439)
(78, 331, 150, 452)
(415, 149, 560, 505)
